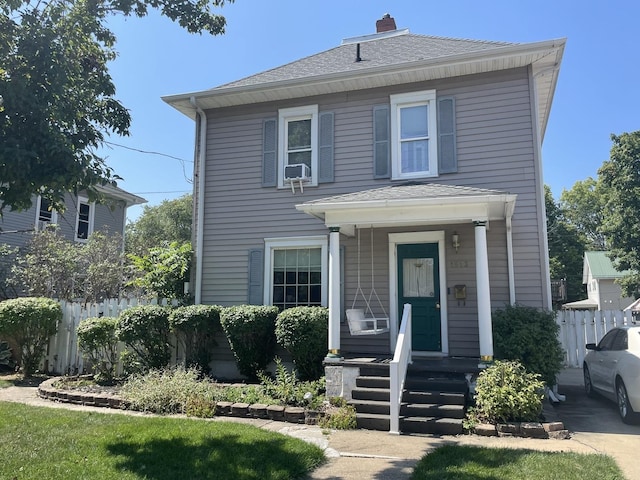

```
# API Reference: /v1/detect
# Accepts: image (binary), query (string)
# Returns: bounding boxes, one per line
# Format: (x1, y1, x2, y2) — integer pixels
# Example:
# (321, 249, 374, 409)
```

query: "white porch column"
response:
(474, 221, 493, 362)
(326, 226, 342, 361)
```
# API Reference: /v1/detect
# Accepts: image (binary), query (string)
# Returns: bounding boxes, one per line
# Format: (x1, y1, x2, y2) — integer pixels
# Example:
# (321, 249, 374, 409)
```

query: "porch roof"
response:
(296, 183, 517, 236)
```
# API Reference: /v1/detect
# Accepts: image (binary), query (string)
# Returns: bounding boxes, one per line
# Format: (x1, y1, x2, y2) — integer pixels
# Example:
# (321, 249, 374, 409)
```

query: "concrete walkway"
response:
(0, 369, 637, 480)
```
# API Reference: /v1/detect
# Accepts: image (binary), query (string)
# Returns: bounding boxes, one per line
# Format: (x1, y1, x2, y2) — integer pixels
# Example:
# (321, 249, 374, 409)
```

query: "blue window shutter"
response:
(437, 97, 457, 174)
(373, 105, 390, 179)
(318, 111, 334, 183)
(248, 248, 264, 305)
(262, 118, 277, 187)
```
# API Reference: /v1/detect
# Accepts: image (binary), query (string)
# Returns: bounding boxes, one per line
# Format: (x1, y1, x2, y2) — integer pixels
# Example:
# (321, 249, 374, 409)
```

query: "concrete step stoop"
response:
(349, 365, 471, 435)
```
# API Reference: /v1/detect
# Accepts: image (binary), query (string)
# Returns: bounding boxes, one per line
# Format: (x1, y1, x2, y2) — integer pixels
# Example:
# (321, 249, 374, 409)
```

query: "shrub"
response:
(168, 304, 222, 374)
(0, 297, 61, 376)
(77, 317, 119, 383)
(318, 404, 357, 430)
(116, 305, 171, 374)
(492, 304, 565, 386)
(120, 366, 217, 414)
(258, 358, 325, 407)
(471, 360, 544, 424)
(219, 305, 278, 379)
(276, 306, 328, 381)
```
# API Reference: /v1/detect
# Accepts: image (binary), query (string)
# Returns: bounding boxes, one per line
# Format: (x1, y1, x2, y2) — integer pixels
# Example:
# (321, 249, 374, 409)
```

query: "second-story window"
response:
(390, 90, 438, 180)
(278, 105, 318, 188)
(75, 197, 94, 241)
(35, 196, 58, 230)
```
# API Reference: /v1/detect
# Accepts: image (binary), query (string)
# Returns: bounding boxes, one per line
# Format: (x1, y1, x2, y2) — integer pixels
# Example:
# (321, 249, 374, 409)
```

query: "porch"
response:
(296, 182, 518, 363)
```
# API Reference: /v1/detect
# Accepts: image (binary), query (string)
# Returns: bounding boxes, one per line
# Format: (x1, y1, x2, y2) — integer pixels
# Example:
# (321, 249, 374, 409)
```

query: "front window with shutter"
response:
(389, 90, 439, 180)
(264, 236, 328, 310)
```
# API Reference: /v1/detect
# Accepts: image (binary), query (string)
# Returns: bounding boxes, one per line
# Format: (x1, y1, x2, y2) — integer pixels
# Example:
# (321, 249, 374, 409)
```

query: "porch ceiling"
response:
(296, 183, 517, 236)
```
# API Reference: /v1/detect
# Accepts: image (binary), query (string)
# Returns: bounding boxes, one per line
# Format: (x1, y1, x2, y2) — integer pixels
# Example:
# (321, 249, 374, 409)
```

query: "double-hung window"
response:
(264, 236, 328, 310)
(390, 90, 438, 179)
(75, 197, 94, 242)
(278, 105, 318, 188)
(35, 196, 57, 230)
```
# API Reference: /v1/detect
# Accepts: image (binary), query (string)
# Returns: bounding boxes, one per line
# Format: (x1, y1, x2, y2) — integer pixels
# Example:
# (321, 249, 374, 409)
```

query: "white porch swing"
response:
(346, 227, 390, 335)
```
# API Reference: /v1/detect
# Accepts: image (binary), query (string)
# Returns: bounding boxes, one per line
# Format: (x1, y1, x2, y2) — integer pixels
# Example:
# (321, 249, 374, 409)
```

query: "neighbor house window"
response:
(264, 236, 328, 310)
(75, 197, 94, 242)
(390, 90, 438, 179)
(35, 196, 57, 230)
(278, 105, 318, 188)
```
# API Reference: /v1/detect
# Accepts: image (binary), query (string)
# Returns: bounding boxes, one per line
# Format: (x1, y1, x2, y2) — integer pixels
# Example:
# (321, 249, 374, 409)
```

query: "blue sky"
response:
(102, 0, 640, 221)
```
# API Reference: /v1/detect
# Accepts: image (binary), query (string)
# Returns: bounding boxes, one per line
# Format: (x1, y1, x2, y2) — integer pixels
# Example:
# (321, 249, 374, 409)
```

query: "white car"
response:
(583, 326, 640, 424)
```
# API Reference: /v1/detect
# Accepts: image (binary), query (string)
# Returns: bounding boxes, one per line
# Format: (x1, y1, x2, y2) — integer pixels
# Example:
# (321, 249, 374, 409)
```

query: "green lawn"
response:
(0, 378, 11, 388)
(411, 445, 625, 480)
(0, 402, 325, 480)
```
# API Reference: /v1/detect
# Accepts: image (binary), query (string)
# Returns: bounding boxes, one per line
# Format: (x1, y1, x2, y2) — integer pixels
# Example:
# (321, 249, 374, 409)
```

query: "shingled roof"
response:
(218, 30, 513, 90)
(164, 18, 565, 139)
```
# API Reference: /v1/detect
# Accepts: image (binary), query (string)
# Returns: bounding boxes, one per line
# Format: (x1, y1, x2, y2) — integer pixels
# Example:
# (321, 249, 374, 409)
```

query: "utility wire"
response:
(104, 140, 193, 184)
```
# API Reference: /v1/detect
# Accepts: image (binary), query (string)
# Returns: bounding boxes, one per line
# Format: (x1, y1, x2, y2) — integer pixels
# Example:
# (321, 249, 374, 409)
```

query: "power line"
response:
(104, 140, 193, 184)
(132, 190, 191, 195)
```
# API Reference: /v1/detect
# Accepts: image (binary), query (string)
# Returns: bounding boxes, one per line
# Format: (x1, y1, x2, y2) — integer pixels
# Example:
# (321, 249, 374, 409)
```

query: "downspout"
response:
(190, 96, 206, 305)
(506, 216, 516, 305)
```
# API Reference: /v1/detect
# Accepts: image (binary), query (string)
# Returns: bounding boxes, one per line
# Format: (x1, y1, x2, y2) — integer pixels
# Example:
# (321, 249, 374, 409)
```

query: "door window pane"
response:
(403, 258, 434, 297)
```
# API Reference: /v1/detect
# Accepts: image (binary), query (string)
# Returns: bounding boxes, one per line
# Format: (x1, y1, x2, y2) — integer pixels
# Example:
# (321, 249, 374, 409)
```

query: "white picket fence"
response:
(45, 298, 178, 375)
(555, 309, 636, 368)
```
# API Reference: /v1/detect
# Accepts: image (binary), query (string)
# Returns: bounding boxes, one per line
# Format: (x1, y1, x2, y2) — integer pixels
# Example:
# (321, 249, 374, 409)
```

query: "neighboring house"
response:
(163, 16, 565, 374)
(0, 185, 146, 296)
(563, 251, 635, 311)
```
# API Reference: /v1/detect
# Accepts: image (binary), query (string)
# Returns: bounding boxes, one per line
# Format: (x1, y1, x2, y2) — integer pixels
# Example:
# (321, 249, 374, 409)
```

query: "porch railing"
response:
(389, 303, 412, 434)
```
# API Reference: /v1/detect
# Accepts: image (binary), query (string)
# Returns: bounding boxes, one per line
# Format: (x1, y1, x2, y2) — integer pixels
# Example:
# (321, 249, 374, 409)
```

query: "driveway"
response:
(554, 369, 640, 480)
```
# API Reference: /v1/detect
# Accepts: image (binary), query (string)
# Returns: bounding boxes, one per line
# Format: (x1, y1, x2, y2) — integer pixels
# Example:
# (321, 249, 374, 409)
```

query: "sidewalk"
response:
(0, 372, 610, 480)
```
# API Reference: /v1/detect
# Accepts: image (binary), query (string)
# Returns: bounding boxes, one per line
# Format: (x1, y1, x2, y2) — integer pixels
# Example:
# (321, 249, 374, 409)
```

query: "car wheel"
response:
(616, 378, 636, 424)
(583, 364, 595, 397)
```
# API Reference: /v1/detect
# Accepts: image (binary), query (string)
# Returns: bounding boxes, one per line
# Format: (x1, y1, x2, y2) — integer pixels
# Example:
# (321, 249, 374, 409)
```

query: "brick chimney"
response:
(376, 13, 397, 33)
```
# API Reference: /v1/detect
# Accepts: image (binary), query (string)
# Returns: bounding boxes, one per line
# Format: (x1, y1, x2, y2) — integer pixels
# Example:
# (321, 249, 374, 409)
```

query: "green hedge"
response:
(168, 305, 222, 374)
(219, 305, 278, 379)
(0, 297, 61, 376)
(276, 306, 327, 381)
(492, 304, 564, 386)
(77, 316, 119, 382)
(116, 305, 171, 374)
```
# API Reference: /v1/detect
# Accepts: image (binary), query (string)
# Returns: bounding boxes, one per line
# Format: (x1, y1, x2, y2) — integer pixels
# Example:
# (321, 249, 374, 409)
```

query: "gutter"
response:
(190, 96, 207, 305)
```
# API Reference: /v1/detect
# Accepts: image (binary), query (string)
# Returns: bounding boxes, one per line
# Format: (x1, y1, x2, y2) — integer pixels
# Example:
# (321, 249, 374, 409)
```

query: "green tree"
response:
(559, 177, 608, 251)
(125, 194, 193, 255)
(598, 131, 640, 297)
(545, 185, 586, 303)
(129, 241, 192, 302)
(0, 1, 232, 213)
(8, 229, 126, 302)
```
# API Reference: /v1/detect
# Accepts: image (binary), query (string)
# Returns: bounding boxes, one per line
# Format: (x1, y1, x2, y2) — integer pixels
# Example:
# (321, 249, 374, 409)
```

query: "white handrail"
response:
(389, 303, 412, 434)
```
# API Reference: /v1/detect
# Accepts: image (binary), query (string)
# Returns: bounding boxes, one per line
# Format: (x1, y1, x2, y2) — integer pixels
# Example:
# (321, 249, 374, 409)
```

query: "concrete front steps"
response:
(349, 361, 472, 435)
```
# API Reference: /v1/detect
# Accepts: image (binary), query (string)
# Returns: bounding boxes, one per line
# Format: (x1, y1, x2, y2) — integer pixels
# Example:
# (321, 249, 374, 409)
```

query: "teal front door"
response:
(397, 243, 441, 352)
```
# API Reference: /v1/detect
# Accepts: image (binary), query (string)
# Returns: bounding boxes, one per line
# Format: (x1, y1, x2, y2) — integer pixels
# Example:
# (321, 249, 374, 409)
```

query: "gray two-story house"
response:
(164, 15, 565, 414)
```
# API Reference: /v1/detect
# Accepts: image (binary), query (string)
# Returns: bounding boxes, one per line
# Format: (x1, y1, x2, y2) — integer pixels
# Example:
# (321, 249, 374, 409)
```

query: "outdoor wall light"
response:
(452, 232, 460, 252)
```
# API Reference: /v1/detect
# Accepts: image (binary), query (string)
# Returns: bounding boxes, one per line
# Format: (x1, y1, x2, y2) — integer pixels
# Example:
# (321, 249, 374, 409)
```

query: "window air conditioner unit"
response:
(284, 163, 311, 182)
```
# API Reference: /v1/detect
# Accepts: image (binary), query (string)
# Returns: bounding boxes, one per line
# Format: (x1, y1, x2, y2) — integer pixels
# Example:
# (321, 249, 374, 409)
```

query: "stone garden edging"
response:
(37, 377, 309, 424)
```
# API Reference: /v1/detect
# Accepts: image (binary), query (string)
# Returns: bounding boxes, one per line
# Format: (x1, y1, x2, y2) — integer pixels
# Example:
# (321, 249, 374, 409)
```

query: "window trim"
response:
(74, 196, 95, 243)
(35, 195, 58, 229)
(263, 235, 328, 307)
(278, 105, 319, 188)
(390, 90, 438, 180)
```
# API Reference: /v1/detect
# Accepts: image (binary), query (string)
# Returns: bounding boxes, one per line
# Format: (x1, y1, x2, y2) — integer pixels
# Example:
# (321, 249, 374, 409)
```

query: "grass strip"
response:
(411, 445, 625, 480)
(0, 402, 325, 480)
